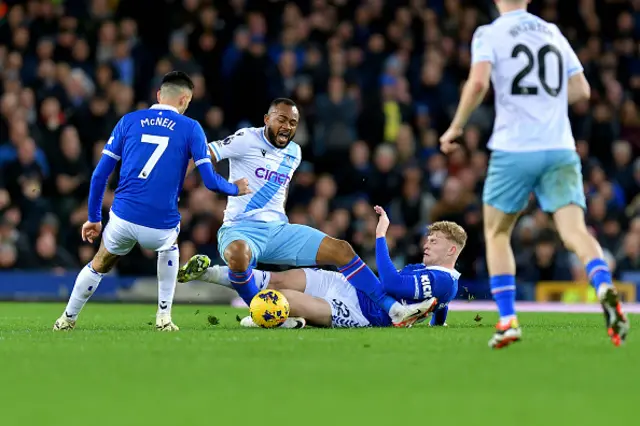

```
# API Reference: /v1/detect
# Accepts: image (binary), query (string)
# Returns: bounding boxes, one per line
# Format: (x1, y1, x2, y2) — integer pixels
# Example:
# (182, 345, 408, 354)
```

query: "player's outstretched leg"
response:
(315, 237, 396, 311)
(53, 242, 119, 331)
(554, 205, 629, 346)
(178, 254, 271, 291)
(483, 205, 522, 349)
(315, 237, 438, 327)
(156, 244, 180, 331)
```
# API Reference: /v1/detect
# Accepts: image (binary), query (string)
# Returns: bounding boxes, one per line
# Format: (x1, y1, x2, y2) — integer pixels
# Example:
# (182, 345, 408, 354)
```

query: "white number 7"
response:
(138, 134, 169, 179)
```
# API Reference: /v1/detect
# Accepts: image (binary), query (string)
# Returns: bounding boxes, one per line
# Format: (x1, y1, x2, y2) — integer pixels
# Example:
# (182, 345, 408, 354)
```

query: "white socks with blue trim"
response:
(64, 263, 104, 320)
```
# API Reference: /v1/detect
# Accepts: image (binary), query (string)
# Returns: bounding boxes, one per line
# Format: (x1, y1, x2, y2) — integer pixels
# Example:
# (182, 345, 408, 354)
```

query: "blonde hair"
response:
(428, 221, 467, 250)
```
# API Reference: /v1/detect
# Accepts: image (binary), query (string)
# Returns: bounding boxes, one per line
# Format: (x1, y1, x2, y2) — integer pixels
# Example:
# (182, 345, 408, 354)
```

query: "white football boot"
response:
(390, 297, 439, 328)
(156, 313, 180, 331)
(53, 314, 76, 331)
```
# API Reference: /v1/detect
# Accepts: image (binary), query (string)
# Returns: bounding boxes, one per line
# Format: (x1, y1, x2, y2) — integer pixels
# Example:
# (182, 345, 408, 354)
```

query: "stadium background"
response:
(0, 0, 638, 303)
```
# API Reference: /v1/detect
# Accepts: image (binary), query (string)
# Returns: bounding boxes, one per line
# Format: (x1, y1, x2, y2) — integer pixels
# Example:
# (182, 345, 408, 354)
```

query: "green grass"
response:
(0, 303, 636, 426)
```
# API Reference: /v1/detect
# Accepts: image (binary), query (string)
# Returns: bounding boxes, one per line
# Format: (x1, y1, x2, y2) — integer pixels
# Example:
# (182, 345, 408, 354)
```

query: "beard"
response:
(266, 126, 294, 148)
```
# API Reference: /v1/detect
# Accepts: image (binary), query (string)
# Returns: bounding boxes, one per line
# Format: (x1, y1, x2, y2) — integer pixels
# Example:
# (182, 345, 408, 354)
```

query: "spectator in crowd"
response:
(0, 0, 638, 299)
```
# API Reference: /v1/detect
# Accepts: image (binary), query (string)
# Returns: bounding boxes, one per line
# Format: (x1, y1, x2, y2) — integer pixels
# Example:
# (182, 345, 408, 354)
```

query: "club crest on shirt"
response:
(284, 154, 295, 165)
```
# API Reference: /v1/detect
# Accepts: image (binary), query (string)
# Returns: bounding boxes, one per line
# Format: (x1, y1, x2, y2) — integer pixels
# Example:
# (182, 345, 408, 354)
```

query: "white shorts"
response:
(303, 269, 371, 328)
(102, 211, 179, 256)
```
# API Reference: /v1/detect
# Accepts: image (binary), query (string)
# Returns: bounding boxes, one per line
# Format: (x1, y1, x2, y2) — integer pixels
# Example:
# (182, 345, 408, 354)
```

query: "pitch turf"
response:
(0, 303, 636, 426)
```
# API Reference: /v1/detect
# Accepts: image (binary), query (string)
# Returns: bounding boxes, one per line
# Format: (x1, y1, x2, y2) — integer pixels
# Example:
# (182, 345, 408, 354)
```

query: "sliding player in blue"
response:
(53, 71, 249, 332)
(200, 98, 436, 327)
(178, 207, 464, 329)
(372, 206, 463, 327)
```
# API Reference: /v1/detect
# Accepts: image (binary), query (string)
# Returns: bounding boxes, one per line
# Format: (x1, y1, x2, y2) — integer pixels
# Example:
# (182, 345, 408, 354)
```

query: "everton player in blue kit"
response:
(179, 206, 464, 329)
(53, 71, 249, 332)
(372, 206, 463, 327)
(180, 98, 438, 327)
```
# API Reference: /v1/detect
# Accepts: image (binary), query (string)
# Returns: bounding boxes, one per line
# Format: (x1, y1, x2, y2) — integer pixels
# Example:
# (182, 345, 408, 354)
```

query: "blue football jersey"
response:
(354, 264, 461, 328)
(374, 237, 462, 326)
(399, 264, 460, 305)
(399, 264, 460, 326)
(102, 104, 211, 229)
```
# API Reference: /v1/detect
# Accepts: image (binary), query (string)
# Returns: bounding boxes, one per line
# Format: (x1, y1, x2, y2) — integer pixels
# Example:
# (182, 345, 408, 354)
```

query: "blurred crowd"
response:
(0, 0, 639, 289)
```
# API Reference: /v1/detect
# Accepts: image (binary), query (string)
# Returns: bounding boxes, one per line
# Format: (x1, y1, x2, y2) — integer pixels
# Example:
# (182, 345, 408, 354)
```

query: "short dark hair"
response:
(269, 98, 297, 110)
(161, 71, 194, 91)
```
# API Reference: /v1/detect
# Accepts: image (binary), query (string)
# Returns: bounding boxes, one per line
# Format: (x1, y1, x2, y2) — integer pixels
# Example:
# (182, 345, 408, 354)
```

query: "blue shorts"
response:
(217, 221, 327, 267)
(483, 150, 586, 214)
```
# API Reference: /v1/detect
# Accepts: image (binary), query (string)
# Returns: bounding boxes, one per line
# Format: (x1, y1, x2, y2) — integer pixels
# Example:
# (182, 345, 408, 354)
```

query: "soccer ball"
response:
(249, 289, 290, 328)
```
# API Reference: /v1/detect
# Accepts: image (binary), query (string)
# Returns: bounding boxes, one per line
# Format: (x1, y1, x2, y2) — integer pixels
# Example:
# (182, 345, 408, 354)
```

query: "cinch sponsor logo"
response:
(255, 168, 290, 186)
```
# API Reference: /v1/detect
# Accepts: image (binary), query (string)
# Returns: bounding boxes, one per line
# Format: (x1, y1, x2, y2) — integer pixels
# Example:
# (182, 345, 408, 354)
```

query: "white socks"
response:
(201, 266, 227, 286)
(253, 269, 271, 291)
(388, 302, 406, 322)
(597, 283, 613, 300)
(202, 265, 271, 291)
(64, 263, 104, 320)
(157, 246, 179, 316)
(499, 315, 517, 326)
(63, 247, 180, 323)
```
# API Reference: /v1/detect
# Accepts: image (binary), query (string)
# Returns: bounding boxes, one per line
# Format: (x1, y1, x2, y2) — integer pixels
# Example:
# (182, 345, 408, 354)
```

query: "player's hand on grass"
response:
(82, 221, 103, 243)
(439, 126, 463, 154)
(374, 205, 390, 238)
(233, 178, 251, 196)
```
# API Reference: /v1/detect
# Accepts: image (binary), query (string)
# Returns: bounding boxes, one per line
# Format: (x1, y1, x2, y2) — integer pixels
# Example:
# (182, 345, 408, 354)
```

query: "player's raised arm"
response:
(440, 26, 493, 154)
(83, 118, 125, 242)
(189, 121, 249, 196)
(373, 206, 418, 299)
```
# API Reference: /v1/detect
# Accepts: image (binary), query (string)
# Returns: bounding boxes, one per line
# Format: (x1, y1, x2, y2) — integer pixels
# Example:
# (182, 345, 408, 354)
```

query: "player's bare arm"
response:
(374, 205, 390, 238)
(567, 72, 591, 104)
(440, 61, 492, 154)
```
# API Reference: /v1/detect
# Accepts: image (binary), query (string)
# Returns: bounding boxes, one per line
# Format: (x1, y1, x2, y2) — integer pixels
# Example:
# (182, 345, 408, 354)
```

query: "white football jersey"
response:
(209, 127, 301, 224)
(471, 9, 584, 152)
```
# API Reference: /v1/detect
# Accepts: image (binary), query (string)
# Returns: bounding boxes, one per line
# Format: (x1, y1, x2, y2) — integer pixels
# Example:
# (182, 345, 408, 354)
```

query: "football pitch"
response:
(0, 303, 636, 426)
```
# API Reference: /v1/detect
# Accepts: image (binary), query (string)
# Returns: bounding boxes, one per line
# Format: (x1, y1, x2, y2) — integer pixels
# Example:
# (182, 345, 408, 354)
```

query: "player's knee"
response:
(224, 240, 252, 271)
(553, 205, 590, 250)
(158, 244, 179, 256)
(556, 223, 590, 252)
(484, 224, 509, 241)
(324, 238, 356, 266)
